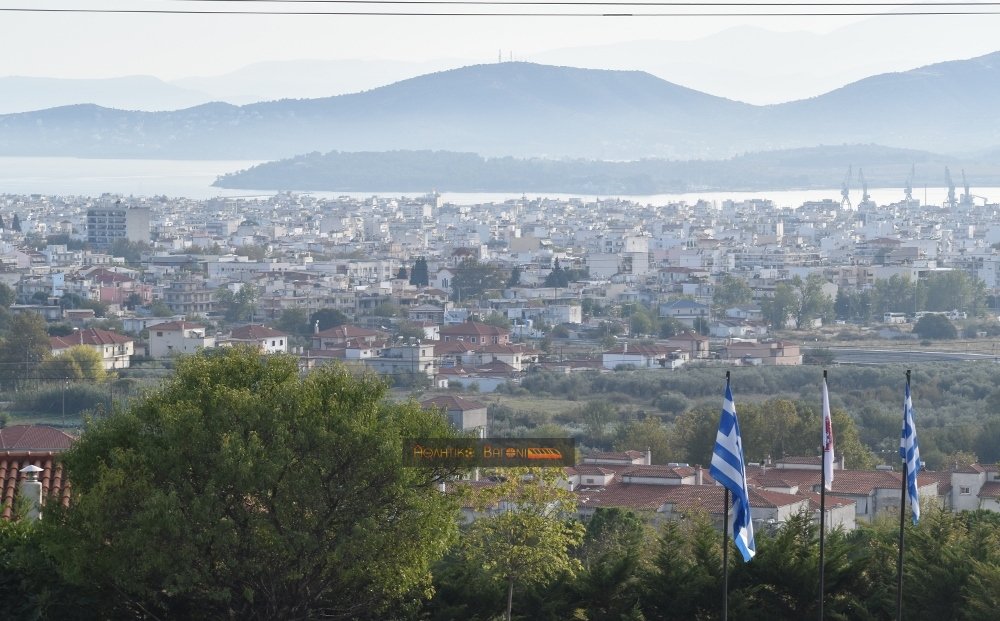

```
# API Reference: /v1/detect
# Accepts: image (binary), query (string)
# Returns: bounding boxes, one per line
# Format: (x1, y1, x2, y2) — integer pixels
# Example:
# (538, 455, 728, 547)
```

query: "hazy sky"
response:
(2, 1, 999, 102)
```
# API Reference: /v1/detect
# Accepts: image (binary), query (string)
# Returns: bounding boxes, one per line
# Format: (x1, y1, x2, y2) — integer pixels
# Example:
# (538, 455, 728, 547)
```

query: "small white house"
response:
(149, 321, 216, 358)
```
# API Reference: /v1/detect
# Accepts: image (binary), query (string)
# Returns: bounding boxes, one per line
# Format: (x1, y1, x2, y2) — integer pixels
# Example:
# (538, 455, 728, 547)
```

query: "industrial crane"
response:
(960, 169, 974, 207)
(840, 166, 852, 210)
(945, 167, 958, 208)
(904, 164, 914, 203)
(859, 168, 874, 209)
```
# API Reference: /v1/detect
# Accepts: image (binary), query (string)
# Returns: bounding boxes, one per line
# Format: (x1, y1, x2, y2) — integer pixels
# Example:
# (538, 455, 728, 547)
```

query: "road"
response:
(813, 347, 998, 365)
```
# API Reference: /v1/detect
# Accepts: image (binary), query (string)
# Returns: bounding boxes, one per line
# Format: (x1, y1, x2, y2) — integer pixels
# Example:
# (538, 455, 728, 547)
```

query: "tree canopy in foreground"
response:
(47, 347, 460, 620)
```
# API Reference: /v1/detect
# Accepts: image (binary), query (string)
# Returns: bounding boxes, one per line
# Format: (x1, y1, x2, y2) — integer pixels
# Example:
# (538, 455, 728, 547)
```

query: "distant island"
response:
(213, 145, 1000, 194)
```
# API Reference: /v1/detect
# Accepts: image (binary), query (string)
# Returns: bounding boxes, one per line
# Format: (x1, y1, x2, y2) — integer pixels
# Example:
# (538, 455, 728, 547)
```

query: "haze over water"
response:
(1, 156, 994, 208)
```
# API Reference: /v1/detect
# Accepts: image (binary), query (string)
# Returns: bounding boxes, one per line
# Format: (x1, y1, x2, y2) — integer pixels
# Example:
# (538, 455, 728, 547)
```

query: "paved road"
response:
(813, 347, 998, 365)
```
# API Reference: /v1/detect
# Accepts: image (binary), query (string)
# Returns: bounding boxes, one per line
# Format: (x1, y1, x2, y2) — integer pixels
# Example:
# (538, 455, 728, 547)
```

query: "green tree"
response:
(713, 273, 752, 310)
(110, 238, 151, 265)
(217, 284, 258, 323)
(913, 314, 958, 339)
(396, 265, 408, 280)
(641, 512, 723, 620)
(580, 400, 616, 448)
(395, 320, 427, 341)
(48, 349, 461, 619)
(507, 266, 521, 287)
(544, 259, 570, 288)
(571, 508, 645, 620)
(0, 312, 51, 390)
(410, 257, 430, 287)
(798, 273, 835, 326)
(614, 417, 672, 465)
(481, 312, 512, 329)
(763, 283, 799, 329)
(451, 259, 506, 302)
(275, 307, 310, 336)
(463, 467, 586, 621)
(148, 300, 173, 317)
(38, 345, 107, 383)
(0, 282, 15, 308)
(310, 308, 349, 331)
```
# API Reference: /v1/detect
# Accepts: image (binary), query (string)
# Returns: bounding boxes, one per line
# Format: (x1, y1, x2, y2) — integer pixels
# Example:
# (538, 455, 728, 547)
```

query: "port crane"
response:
(960, 170, 974, 207)
(858, 168, 875, 209)
(840, 166, 852, 210)
(904, 164, 914, 203)
(945, 167, 958, 208)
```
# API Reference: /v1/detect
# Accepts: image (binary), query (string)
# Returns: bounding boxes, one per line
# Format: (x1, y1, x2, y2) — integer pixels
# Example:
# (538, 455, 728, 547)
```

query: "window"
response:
(960, 486, 972, 495)
(156, 331, 163, 337)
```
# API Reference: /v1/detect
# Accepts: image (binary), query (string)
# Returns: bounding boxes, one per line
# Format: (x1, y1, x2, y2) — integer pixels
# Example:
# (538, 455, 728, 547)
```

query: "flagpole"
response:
(722, 370, 731, 621)
(819, 369, 827, 621)
(723, 486, 730, 621)
(895, 369, 910, 621)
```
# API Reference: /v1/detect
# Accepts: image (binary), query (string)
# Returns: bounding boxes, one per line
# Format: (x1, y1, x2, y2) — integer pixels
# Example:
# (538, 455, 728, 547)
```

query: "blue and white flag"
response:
(901, 380, 921, 525)
(710, 380, 756, 562)
(822, 377, 835, 491)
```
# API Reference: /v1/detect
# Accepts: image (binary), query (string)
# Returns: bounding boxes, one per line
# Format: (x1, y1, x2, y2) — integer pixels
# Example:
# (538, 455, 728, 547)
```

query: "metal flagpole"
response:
(723, 486, 730, 621)
(819, 370, 828, 621)
(722, 370, 731, 621)
(895, 369, 911, 621)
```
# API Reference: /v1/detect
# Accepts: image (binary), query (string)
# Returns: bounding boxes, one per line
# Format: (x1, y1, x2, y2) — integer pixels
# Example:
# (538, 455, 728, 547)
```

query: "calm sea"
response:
(0, 156, 994, 208)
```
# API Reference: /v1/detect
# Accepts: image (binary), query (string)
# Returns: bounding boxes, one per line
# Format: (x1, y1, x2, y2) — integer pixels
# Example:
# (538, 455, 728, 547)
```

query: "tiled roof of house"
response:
(150, 321, 204, 332)
(476, 343, 525, 354)
(657, 485, 728, 513)
(588, 450, 645, 462)
(474, 360, 517, 375)
(440, 322, 510, 337)
(230, 324, 288, 340)
(978, 481, 1000, 498)
(1, 452, 72, 520)
(0, 425, 76, 451)
(435, 341, 478, 355)
(314, 324, 380, 339)
(0, 425, 74, 519)
(576, 483, 677, 511)
(50, 328, 133, 350)
(621, 465, 694, 479)
(573, 465, 617, 476)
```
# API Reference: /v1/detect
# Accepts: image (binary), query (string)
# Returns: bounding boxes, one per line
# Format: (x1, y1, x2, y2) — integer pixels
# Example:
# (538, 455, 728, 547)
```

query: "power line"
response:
(2, 4, 1000, 15)
(169, 0, 1000, 6)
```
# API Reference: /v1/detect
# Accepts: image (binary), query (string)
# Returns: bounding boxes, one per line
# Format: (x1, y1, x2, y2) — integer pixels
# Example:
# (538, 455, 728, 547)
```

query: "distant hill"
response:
(0, 75, 210, 114)
(2, 56, 1000, 160)
(213, 145, 999, 194)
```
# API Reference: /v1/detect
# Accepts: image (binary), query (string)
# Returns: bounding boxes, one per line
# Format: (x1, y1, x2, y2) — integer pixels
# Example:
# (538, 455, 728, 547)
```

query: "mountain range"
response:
(1, 53, 1000, 161)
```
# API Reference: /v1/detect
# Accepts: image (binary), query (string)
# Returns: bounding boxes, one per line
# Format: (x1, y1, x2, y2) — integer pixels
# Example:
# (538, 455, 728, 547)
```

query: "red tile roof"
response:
(150, 321, 205, 332)
(435, 341, 478, 355)
(50, 327, 133, 349)
(0, 425, 75, 451)
(978, 481, 1000, 499)
(229, 324, 288, 340)
(314, 324, 381, 339)
(1, 452, 71, 520)
(440, 322, 510, 337)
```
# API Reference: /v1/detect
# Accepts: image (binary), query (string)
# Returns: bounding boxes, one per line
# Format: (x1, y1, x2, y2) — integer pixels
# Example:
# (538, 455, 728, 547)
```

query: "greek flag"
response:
(710, 380, 756, 562)
(822, 377, 835, 491)
(901, 380, 921, 525)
